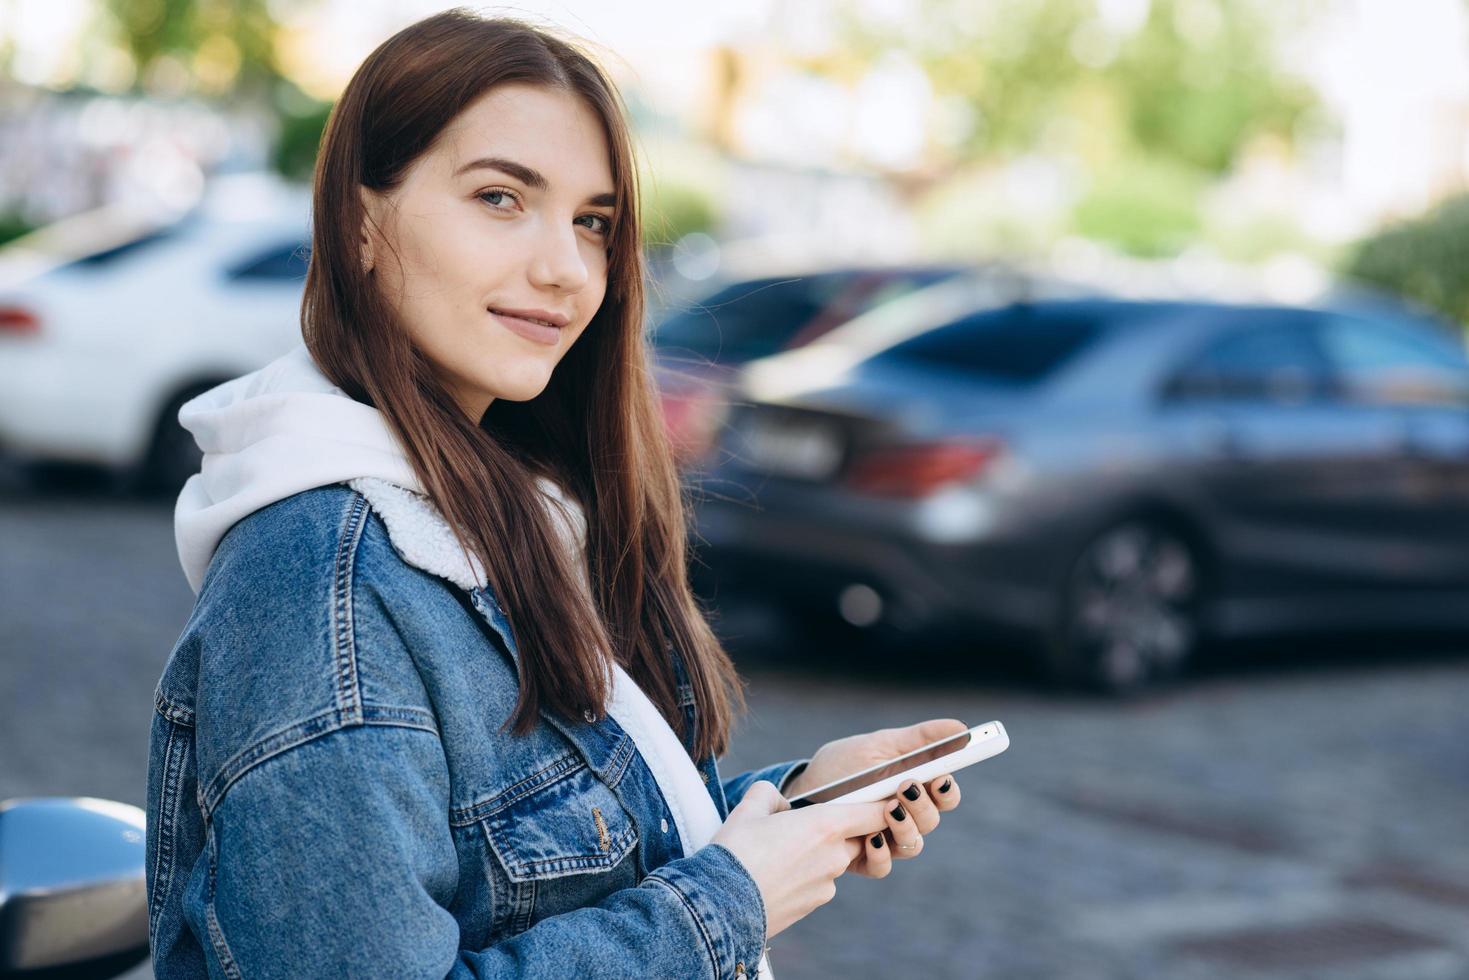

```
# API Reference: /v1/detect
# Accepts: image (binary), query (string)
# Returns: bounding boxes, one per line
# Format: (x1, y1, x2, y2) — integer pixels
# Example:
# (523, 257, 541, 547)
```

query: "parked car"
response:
(651, 263, 975, 466)
(693, 282, 1469, 692)
(0, 172, 310, 492)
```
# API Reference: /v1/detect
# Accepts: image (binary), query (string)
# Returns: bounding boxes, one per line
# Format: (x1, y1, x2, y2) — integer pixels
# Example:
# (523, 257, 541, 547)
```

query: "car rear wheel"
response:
(138, 383, 219, 496)
(1046, 519, 1204, 695)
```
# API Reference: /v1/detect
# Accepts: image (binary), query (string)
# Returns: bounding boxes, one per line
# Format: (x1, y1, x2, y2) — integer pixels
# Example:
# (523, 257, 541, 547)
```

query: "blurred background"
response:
(3, 1, 1469, 978)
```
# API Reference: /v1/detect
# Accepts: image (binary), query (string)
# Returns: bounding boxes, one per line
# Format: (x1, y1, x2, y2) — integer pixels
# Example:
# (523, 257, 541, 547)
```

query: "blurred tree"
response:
(0, 0, 15, 78)
(1073, 156, 1205, 257)
(1105, 0, 1315, 175)
(101, 0, 285, 97)
(91, 0, 336, 181)
(0, 214, 36, 248)
(640, 180, 719, 247)
(836, 0, 1321, 258)
(272, 85, 333, 181)
(838, 0, 1316, 173)
(1345, 194, 1469, 328)
(837, 0, 1093, 156)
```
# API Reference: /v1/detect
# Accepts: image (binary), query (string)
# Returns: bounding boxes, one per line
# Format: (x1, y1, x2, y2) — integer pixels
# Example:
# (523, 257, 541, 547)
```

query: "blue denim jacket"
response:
(145, 484, 802, 978)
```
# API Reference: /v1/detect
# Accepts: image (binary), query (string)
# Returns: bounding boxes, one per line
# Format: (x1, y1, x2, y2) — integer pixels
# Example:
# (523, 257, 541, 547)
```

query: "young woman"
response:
(146, 10, 965, 978)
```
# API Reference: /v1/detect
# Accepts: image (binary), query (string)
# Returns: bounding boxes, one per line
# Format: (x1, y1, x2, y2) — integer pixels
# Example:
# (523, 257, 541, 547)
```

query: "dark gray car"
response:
(691, 283, 1469, 693)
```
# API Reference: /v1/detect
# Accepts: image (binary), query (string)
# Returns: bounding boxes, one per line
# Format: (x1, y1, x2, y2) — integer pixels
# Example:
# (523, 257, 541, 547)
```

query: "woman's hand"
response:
(710, 781, 888, 938)
(853, 773, 962, 878)
(782, 718, 968, 879)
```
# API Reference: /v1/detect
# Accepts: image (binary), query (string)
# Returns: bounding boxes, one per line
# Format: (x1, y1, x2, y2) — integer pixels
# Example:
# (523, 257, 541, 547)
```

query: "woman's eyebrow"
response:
(454, 155, 616, 206)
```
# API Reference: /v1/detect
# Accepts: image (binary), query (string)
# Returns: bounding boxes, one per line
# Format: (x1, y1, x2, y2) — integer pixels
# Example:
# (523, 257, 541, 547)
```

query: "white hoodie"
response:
(172, 344, 770, 975)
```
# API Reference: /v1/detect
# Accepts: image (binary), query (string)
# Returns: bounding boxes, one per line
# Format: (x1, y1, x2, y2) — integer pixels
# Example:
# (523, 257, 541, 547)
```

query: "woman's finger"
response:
(885, 795, 923, 859)
(862, 831, 892, 878)
(927, 774, 961, 812)
(896, 779, 941, 835)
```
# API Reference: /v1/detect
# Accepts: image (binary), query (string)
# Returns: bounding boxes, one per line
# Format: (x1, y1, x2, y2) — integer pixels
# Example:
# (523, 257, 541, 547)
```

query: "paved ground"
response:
(4, 468, 1468, 979)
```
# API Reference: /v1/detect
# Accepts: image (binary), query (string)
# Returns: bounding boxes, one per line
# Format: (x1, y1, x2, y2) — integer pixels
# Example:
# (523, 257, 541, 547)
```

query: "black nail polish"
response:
(890, 805, 906, 821)
(871, 834, 884, 848)
(938, 779, 952, 794)
(903, 784, 921, 802)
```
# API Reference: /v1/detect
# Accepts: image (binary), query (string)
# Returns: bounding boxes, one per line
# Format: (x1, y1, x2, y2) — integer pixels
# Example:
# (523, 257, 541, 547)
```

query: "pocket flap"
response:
(481, 760, 639, 882)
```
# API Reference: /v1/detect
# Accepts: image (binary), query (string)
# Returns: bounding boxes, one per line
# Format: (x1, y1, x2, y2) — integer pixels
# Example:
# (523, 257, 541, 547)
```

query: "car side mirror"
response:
(0, 798, 149, 979)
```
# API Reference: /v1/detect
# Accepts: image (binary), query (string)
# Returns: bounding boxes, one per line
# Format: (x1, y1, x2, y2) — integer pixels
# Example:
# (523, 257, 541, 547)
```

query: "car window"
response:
(228, 240, 311, 281)
(851, 269, 958, 316)
(783, 268, 962, 349)
(653, 273, 859, 362)
(1165, 317, 1331, 404)
(61, 227, 180, 269)
(866, 304, 1107, 384)
(1316, 314, 1469, 407)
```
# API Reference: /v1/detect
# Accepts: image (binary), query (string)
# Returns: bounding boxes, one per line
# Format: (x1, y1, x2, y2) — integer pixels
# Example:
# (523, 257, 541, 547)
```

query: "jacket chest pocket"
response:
(469, 755, 642, 935)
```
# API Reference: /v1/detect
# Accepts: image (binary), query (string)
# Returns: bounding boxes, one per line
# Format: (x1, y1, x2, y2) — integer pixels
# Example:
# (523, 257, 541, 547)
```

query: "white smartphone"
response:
(786, 721, 1009, 808)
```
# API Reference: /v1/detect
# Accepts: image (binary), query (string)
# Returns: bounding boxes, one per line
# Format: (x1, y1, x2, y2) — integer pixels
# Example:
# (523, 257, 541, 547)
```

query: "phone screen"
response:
(787, 730, 973, 807)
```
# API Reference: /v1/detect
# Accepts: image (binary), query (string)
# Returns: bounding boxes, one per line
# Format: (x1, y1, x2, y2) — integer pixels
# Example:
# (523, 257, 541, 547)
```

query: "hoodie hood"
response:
(175, 345, 427, 593)
(174, 344, 588, 597)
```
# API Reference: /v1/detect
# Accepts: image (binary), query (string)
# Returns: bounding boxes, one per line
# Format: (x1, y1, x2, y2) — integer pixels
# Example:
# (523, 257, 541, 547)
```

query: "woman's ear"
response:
(358, 185, 377, 274)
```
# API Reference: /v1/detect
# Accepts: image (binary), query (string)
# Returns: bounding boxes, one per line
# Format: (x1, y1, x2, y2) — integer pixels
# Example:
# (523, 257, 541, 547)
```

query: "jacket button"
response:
(661, 818, 669, 833)
(583, 709, 596, 724)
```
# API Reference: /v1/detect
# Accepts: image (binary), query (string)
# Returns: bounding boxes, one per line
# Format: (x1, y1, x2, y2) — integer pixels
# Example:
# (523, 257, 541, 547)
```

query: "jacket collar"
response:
(348, 477, 640, 785)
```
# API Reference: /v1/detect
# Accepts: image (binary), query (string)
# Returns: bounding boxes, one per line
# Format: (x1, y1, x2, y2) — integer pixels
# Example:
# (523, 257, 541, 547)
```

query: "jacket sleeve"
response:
(204, 721, 769, 980)
(721, 759, 810, 810)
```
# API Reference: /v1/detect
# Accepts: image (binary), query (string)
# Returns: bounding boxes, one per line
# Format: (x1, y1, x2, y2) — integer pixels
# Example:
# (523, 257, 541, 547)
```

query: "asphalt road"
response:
(4, 469, 1468, 979)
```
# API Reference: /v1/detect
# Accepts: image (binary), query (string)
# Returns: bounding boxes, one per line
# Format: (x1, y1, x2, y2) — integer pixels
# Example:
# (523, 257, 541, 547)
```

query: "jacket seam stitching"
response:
(603, 734, 635, 788)
(154, 689, 195, 726)
(644, 873, 721, 980)
(204, 898, 244, 980)
(492, 825, 639, 880)
(449, 752, 583, 827)
(708, 841, 768, 950)
(511, 871, 535, 935)
(204, 828, 244, 980)
(147, 718, 184, 950)
(200, 707, 438, 816)
(331, 492, 370, 723)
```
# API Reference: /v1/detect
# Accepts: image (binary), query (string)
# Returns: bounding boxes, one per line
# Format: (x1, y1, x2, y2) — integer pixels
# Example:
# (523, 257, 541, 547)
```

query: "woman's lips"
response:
(490, 309, 561, 346)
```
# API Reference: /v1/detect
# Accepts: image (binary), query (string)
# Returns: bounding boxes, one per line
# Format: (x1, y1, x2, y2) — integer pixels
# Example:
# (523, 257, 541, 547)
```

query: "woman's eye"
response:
(477, 188, 518, 210)
(578, 214, 613, 236)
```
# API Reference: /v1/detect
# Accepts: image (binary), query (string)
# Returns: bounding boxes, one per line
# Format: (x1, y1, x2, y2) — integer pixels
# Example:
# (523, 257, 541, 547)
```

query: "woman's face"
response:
(361, 83, 616, 420)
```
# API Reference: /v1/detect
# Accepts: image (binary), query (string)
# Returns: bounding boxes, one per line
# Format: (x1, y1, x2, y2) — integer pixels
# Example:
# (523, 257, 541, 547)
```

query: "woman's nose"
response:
(528, 219, 591, 293)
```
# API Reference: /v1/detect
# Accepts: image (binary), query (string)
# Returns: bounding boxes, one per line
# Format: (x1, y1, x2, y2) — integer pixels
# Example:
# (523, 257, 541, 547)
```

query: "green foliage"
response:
(1071, 157, 1205, 257)
(0, 214, 36, 248)
(1105, 0, 1315, 174)
(272, 96, 333, 181)
(1209, 212, 1334, 265)
(839, 0, 1323, 259)
(102, 0, 283, 94)
(639, 181, 719, 247)
(840, 0, 1093, 155)
(1344, 195, 1469, 326)
(914, 167, 1067, 259)
(840, 0, 1317, 175)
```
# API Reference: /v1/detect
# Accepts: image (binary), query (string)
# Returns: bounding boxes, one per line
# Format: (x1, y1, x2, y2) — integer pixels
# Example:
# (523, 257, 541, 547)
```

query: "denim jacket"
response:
(146, 483, 803, 978)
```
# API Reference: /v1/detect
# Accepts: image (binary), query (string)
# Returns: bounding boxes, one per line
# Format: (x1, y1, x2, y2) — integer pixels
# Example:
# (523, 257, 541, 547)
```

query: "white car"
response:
(0, 173, 311, 490)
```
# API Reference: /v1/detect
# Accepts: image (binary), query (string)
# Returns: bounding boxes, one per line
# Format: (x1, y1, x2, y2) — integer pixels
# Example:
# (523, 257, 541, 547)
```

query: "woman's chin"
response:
(487, 370, 555, 403)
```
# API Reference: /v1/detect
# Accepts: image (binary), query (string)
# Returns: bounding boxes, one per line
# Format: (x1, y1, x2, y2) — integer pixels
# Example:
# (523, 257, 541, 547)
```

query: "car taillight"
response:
(660, 387, 729, 467)
(0, 305, 39, 335)
(844, 438, 1005, 498)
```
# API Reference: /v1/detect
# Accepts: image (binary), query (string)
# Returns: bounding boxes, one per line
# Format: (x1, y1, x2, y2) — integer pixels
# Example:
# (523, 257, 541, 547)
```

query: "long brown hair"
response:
(301, 9, 742, 757)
